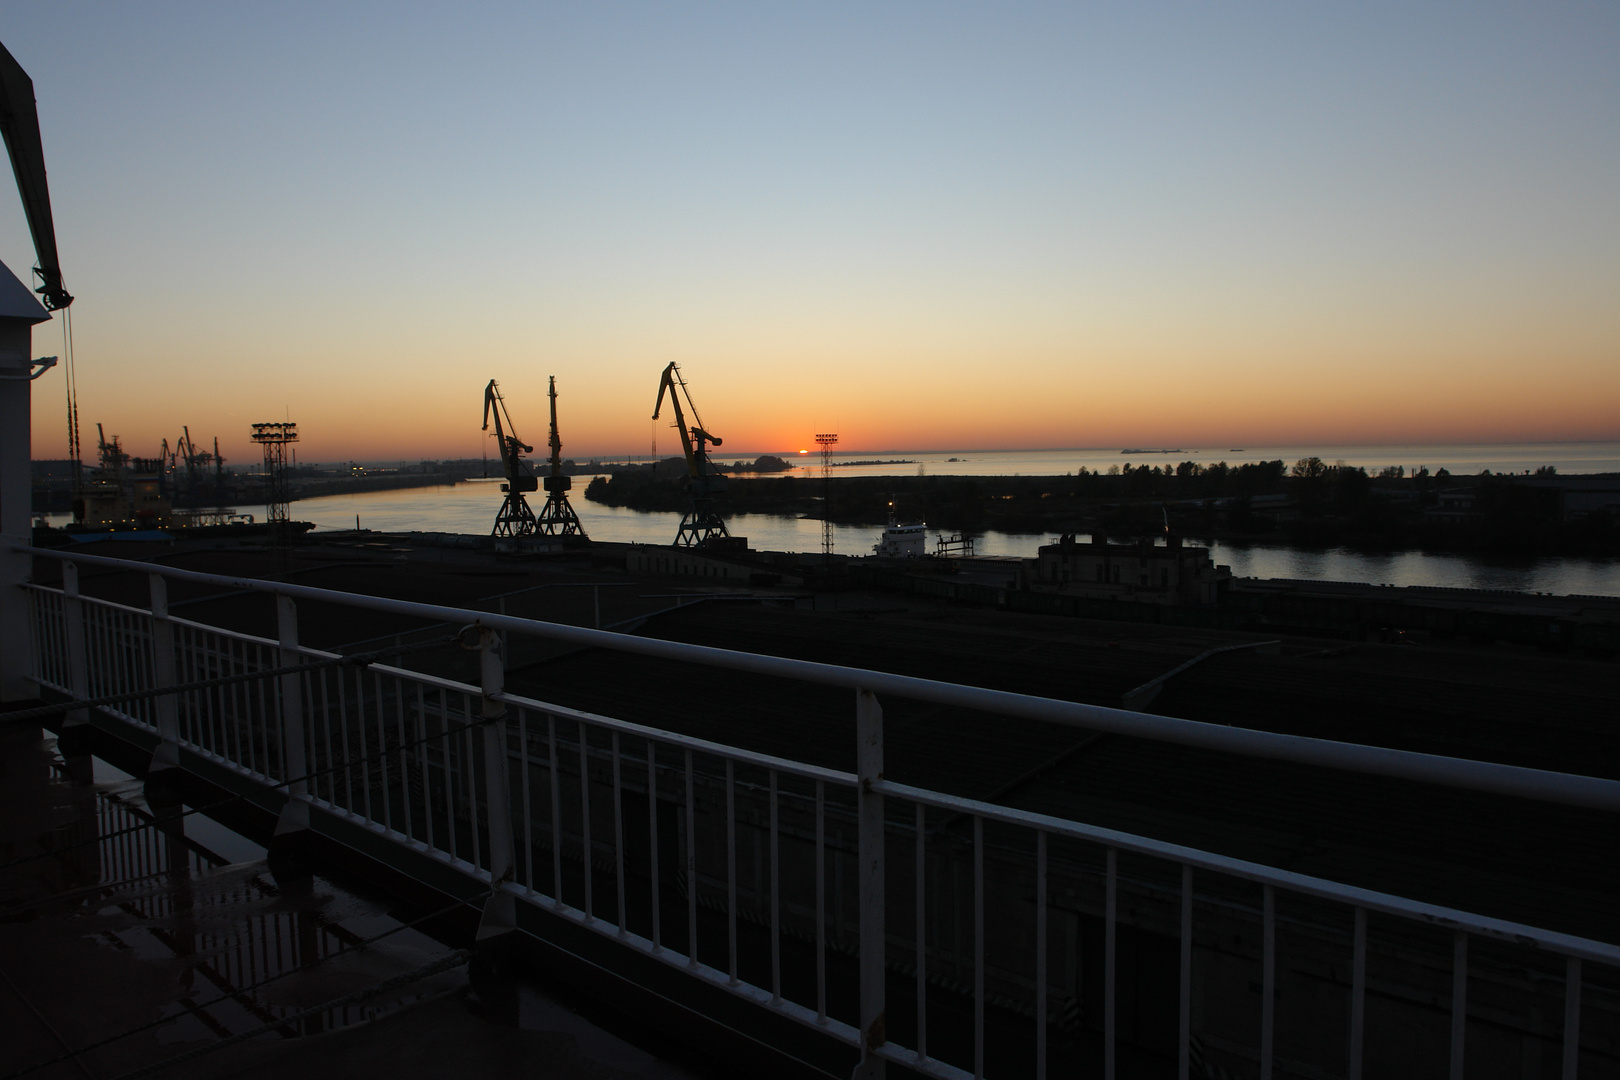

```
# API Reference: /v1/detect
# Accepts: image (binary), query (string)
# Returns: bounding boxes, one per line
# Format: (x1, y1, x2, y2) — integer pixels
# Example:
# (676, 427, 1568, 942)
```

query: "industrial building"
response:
(1025, 533, 1233, 606)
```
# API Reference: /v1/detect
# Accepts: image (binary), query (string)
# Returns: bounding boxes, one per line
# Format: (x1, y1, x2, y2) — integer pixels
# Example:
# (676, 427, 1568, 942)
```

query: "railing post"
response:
(57, 561, 92, 754)
(268, 593, 312, 886)
(497, 596, 509, 671)
(853, 687, 887, 1079)
(147, 573, 181, 774)
(0, 539, 33, 701)
(61, 561, 89, 716)
(476, 627, 517, 957)
(0, 325, 38, 703)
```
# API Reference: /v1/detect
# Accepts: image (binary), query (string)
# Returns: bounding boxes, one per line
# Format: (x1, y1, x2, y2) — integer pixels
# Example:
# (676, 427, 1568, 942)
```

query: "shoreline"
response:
(584, 468, 1620, 561)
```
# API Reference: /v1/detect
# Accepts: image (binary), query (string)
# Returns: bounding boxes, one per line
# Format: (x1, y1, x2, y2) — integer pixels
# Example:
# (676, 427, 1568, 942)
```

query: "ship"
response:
(872, 501, 927, 557)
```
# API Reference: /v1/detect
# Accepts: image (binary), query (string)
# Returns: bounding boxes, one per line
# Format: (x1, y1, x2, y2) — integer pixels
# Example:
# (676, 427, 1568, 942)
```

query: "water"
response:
(43, 443, 1620, 596)
(264, 482, 1618, 598)
(764, 441, 1620, 480)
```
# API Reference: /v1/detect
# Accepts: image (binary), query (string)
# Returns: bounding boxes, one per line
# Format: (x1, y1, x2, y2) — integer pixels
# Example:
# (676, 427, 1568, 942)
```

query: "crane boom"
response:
(481, 379, 538, 541)
(482, 379, 535, 485)
(0, 41, 71, 310)
(649, 363, 731, 548)
(651, 363, 697, 477)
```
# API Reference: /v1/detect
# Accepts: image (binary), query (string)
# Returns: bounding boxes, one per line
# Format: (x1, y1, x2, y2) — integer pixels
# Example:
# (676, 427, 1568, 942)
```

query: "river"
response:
(45, 440, 1620, 597)
(265, 481, 1619, 598)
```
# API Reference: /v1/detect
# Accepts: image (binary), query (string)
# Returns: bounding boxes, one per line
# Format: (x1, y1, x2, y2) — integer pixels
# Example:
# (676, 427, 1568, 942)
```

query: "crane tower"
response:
(482, 380, 538, 541)
(534, 375, 586, 539)
(652, 362, 732, 548)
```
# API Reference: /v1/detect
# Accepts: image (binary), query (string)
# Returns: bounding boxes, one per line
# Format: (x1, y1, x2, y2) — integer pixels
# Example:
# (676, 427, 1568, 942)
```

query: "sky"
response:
(4, 3, 1618, 465)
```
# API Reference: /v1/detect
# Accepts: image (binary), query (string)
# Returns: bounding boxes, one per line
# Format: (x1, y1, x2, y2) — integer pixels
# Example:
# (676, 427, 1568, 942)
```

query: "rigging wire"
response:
(62, 304, 82, 492)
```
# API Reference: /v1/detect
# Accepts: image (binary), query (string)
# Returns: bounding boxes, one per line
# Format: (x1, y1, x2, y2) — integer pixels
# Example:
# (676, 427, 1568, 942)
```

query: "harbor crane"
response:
(482, 379, 537, 539)
(176, 426, 203, 503)
(534, 375, 586, 539)
(652, 362, 730, 548)
(0, 41, 71, 311)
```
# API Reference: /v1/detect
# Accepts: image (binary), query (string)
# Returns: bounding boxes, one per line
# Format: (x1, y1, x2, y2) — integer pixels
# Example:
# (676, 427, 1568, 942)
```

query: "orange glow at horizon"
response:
(8, 6, 1620, 467)
(27, 331, 1620, 465)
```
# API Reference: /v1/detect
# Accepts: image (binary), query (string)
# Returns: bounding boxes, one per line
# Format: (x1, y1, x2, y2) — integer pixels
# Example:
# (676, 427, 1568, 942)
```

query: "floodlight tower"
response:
(815, 432, 838, 559)
(250, 422, 298, 529)
(252, 421, 299, 568)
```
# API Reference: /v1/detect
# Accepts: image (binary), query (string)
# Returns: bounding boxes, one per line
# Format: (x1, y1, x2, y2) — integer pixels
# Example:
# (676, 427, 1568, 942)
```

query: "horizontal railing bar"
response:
(330, 579, 640, 651)
(30, 581, 337, 657)
(878, 779, 1620, 966)
(502, 692, 860, 788)
(364, 662, 486, 697)
(347, 666, 861, 788)
(165, 613, 282, 651)
(31, 586, 152, 620)
(21, 546, 1620, 813)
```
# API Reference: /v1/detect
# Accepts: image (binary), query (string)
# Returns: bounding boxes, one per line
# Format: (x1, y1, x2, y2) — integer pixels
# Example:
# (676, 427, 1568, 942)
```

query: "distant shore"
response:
(586, 465, 1620, 559)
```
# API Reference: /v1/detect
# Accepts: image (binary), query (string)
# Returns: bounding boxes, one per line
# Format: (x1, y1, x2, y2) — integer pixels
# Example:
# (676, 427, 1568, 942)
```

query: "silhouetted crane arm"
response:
(651, 362, 703, 476)
(0, 41, 70, 310)
(482, 379, 536, 491)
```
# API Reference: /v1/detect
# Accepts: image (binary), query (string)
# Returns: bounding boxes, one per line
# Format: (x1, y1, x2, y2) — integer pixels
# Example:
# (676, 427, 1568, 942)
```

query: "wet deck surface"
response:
(0, 719, 704, 1080)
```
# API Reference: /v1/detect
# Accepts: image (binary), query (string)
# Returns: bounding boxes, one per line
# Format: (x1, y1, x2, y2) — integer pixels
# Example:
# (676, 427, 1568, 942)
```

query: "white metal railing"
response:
(18, 546, 1620, 1079)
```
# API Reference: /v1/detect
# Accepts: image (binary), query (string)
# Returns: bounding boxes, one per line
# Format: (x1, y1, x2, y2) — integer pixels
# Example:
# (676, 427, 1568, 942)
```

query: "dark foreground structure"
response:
(3, 535, 1617, 1079)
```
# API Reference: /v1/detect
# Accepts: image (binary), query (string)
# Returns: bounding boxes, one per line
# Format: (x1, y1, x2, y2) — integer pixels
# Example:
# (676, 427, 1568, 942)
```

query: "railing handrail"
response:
(19, 544, 1620, 813)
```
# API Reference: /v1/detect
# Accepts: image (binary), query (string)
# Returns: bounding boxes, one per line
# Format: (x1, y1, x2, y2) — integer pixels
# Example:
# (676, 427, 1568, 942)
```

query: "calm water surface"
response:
(681, 441, 1620, 480)
(53, 442, 1615, 597)
(274, 481, 1620, 599)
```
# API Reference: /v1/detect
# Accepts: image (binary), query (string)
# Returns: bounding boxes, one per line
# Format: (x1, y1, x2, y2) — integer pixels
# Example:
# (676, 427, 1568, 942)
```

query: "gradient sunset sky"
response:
(4, 4, 1617, 464)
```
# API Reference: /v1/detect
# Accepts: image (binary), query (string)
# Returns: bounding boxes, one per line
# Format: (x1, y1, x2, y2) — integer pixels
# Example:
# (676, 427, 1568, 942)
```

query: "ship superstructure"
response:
(872, 500, 926, 557)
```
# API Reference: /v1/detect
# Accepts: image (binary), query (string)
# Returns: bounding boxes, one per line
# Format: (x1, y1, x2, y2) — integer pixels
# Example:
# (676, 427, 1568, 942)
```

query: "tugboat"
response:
(872, 501, 927, 557)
